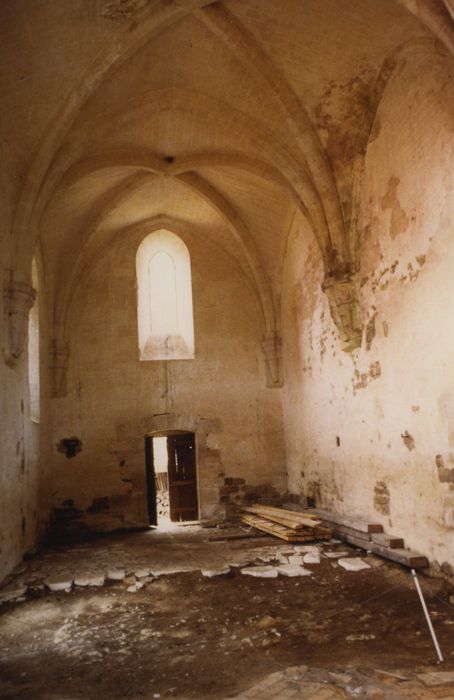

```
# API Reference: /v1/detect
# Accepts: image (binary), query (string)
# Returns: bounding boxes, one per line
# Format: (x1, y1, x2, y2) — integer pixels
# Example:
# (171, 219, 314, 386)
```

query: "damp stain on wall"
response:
(435, 455, 454, 483)
(374, 481, 390, 515)
(352, 361, 381, 392)
(401, 431, 415, 451)
(365, 313, 377, 351)
(380, 176, 410, 239)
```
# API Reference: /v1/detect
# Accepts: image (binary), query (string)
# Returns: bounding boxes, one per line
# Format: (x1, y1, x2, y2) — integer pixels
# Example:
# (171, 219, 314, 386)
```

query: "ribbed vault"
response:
(2, 0, 454, 365)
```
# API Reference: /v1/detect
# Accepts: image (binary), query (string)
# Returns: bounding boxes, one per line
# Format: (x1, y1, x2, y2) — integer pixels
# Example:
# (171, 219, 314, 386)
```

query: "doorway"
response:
(145, 431, 199, 526)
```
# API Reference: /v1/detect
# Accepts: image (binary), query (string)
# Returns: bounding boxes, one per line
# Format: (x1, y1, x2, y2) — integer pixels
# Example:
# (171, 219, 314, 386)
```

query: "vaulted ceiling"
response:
(2, 0, 453, 343)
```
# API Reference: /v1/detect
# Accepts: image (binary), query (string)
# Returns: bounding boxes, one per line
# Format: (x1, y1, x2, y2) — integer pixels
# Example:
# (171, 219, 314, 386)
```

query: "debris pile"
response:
(241, 504, 332, 542)
(155, 472, 169, 519)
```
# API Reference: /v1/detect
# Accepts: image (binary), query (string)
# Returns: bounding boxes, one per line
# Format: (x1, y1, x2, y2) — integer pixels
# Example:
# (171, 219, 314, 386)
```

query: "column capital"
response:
(322, 271, 362, 352)
(261, 330, 283, 388)
(3, 276, 36, 367)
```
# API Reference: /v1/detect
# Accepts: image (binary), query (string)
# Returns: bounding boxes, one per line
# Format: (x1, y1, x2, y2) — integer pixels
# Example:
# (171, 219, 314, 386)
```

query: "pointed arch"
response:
(136, 229, 195, 361)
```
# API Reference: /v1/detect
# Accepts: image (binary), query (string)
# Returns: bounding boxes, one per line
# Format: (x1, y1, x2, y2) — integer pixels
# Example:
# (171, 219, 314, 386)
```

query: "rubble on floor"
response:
(241, 503, 430, 572)
(338, 557, 371, 572)
(417, 670, 454, 686)
(0, 527, 454, 700)
(277, 564, 312, 577)
(241, 566, 279, 578)
(0, 526, 381, 605)
(201, 566, 231, 578)
(227, 665, 454, 700)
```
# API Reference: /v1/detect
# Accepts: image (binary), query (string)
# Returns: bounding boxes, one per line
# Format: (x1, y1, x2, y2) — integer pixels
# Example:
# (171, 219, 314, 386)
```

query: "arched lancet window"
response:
(28, 258, 40, 423)
(136, 229, 195, 360)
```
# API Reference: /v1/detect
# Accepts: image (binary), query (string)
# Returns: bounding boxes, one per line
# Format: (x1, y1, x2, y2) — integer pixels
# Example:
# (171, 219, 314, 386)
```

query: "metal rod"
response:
(411, 568, 444, 663)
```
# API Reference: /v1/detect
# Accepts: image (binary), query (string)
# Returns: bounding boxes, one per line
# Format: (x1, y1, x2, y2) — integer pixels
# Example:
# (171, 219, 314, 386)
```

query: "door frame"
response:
(115, 412, 224, 524)
(144, 436, 158, 525)
(145, 429, 200, 523)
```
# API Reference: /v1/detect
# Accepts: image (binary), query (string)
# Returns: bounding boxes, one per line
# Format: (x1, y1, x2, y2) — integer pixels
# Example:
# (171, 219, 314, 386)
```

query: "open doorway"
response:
(145, 431, 199, 526)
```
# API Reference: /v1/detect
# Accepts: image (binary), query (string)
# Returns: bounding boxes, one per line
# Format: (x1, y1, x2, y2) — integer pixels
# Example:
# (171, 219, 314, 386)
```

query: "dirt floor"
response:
(0, 528, 453, 699)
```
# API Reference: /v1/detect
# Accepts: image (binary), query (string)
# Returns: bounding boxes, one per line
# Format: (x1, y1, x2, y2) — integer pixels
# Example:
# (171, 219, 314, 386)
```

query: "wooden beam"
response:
(371, 533, 405, 549)
(305, 508, 383, 534)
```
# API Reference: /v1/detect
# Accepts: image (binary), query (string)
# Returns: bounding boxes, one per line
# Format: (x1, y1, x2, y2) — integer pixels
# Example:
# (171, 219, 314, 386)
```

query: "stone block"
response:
(278, 565, 312, 577)
(241, 566, 278, 578)
(74, 574, 106, 587)
(45, 577, 73, 592)
(338, 558, 371, 572)
(201, 566, 230, 577)
(107, 568, 126, 580)
(303, 551, 321, 564)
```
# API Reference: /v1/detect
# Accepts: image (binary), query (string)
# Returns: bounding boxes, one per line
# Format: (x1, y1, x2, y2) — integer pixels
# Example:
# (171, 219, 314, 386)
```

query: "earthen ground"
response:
(0, 528, 454, 699)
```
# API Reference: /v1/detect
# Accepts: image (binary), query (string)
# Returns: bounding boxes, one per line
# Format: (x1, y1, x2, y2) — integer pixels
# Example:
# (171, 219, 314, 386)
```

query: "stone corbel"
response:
(261, 331, 283, 388)
(322, 271, 362, 352)
(3, 275, 36, 368)
(50, 340, 70, 397)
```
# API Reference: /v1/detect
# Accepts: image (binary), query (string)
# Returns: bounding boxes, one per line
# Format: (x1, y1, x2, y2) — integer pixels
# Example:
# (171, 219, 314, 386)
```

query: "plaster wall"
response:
(51, 232, 286, 533)
(0, 254, 52, 583)
(282, 52, 454, 571)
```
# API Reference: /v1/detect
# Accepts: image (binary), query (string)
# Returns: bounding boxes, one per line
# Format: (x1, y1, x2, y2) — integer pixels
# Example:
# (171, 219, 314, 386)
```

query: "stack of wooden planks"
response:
(241, 504, 332, 542)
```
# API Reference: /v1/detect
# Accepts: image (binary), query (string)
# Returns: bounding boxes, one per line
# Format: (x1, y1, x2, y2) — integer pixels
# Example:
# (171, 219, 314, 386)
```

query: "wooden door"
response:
(167, 433, 198, 522)
(144, 436, 158, 526)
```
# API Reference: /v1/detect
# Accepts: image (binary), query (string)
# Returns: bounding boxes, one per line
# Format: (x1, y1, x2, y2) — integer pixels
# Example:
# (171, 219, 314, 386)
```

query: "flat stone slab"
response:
(276, 553, 290, 563)
(338, 558, 371, 572)
(134, 568, 151, 578)
(324, 551, 350, 559)
(201, 566, 230, 578)
(45, 578, 73, 592)
(278, 565, 312, 577)
(74, 574, 105, 587)
(276, 546, 295, 554)
(107, 568, 126, 581)
(417, 671, 454, 687)
(226, 560, 251, 568)
(150, 566, 198, 577)
(288, 554, 303, 566)
(241, 566, 278, 578)
(303, 551, 321, 564)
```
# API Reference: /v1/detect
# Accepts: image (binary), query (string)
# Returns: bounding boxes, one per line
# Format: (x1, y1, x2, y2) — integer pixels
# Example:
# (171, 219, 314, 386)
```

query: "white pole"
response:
(411, 568, 444, 664)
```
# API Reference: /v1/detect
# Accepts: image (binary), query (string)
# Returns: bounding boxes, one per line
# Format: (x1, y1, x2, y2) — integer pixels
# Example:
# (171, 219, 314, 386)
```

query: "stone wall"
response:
(0, 252, 52, 583)
(2, 0, 454, 585)
(50, 231, 286, 533)
(281, 49, 454, 572)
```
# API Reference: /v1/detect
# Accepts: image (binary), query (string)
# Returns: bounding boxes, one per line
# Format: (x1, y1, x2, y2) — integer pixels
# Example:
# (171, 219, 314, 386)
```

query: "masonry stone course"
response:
(1, 1, 454, 697)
